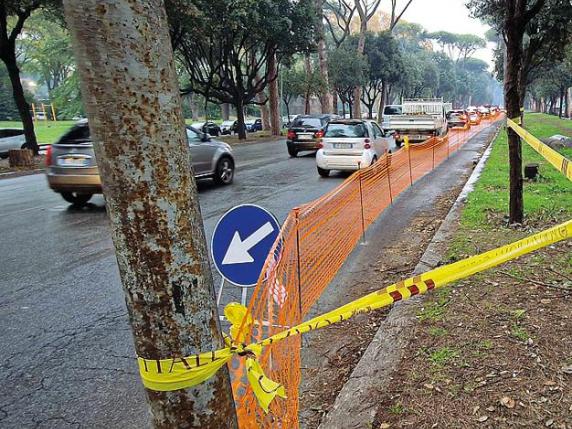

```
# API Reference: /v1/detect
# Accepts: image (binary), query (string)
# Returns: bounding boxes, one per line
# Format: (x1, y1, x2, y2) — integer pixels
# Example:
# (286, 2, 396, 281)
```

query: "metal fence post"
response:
(357, 162, 366, 244)
(386, 157, 393, 204)
(294, 208, 303, 319)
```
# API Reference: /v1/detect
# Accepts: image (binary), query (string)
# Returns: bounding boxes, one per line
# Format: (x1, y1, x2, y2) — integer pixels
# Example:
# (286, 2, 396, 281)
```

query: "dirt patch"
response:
(0, 155, 46, 177)
(372, 227, 572, 429)
(299, 186, 467, 429)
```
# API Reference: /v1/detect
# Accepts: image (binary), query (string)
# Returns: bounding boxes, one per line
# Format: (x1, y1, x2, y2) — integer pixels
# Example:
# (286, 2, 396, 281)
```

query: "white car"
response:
(0, 129, 26, 158)
(316, 119, 392, 177)
(220, 120, 235, 135)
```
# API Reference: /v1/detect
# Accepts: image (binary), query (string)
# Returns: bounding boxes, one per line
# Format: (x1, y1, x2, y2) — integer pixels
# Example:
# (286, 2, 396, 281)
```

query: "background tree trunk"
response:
(268, 53, 281, 136)
(304, 55, 312, 114)
(256, 91, 271, 130)
(221, 103, 230, 120)
(504, 12, 524, 224)
(3, 54, 38, 154)
(63, 0, 238, 426)
(236, 100, 247, 139)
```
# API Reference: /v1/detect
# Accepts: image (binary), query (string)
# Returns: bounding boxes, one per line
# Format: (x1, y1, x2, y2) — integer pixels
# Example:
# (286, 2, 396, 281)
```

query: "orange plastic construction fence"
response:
(231, 114, 503, 428)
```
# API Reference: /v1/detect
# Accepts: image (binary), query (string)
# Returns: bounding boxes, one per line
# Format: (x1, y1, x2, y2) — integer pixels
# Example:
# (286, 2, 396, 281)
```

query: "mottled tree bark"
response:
(63, 1, 238, 427)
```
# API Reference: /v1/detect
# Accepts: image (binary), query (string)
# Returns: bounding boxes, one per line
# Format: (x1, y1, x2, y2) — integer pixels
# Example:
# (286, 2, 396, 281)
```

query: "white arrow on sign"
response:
(222, 222, 275, 265)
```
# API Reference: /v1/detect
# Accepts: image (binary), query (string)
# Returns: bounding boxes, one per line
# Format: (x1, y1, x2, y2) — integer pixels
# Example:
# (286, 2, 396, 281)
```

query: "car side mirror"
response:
(201, 133, 210, 142)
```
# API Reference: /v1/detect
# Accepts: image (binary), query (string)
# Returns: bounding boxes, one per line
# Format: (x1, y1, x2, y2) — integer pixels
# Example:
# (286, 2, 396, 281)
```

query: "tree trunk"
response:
(504, 16, 524, 224)
(221, 103, 230, 120)
(256, 90, 271, 130)
(316, 0, 332, 113)
(304, 55, 312, 114)
(332, 90, 338, 114)
(268, 53, 281, 136)
(190, 93, 200, 121)
(236, 100, 247, 140)
(3, 53, 38, 154)
(377, 83, 387, 123)
(566, 88, 571, 118)
(63, 1, 239, 427)
(352, 19, 367, 119)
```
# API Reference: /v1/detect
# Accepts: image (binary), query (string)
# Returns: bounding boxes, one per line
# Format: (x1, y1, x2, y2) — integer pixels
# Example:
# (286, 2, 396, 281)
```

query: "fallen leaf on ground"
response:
(500, 396, 516, 409)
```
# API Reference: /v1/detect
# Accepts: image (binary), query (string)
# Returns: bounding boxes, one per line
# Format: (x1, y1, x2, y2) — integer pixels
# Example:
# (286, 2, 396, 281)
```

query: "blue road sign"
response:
(211, 204, 281, 287)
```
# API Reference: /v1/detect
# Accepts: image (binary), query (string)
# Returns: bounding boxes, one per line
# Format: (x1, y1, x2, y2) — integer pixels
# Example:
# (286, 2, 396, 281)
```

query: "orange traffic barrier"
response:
(231, 115, 504, 428)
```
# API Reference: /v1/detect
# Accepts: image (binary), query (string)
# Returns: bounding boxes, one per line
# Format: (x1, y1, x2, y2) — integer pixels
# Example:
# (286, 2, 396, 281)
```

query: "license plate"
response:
(57, 157, 89, 167)
(298, 134, 313, 141)
(333, 143, 352, 149)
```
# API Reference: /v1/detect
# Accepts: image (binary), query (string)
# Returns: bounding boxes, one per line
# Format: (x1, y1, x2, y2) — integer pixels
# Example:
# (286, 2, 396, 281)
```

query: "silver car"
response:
(46, 121, 235, 206)
(0, 128, 26, 158)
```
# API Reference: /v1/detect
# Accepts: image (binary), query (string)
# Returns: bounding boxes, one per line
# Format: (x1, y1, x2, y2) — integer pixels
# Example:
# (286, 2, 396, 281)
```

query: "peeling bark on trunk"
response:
(63, 1, 238, 426)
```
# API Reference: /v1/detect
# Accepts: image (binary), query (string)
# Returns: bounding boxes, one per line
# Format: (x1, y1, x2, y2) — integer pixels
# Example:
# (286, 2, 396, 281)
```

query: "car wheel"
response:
(395, 140, 403, 148)
(213, 156, 234, 185)
(317, 166, 330, 177)
(61, 192, 93, 207)
(288, 147, 298, 158)
(0, 153, 8, 159)
(371, 156, 378, 166)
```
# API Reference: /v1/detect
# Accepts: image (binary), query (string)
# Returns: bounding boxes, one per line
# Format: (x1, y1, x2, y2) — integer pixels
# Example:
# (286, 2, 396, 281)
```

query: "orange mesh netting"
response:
(231, 114, 503, 428)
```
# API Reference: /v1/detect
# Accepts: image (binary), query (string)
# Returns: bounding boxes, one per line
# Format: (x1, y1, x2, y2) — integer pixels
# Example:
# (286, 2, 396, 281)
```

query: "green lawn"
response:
(0, 120, 75, 145)
(461, 113, 572, 229)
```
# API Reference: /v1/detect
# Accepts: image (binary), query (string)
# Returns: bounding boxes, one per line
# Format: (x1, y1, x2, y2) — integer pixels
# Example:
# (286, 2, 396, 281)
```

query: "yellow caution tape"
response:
(138, 218, 572, 410)
(507, 118, 572, 181)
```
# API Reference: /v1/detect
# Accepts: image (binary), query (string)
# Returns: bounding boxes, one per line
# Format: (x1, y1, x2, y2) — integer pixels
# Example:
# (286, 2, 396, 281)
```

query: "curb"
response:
(318, 123, 502, 429)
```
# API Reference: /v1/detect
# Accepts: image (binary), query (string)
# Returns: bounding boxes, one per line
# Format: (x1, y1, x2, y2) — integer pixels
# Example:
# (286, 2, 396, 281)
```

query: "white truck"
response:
(382, 98, 451, 146)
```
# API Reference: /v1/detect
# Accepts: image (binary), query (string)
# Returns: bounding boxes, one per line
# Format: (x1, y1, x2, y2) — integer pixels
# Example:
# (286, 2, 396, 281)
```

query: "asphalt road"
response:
(0, 139, 359, 428)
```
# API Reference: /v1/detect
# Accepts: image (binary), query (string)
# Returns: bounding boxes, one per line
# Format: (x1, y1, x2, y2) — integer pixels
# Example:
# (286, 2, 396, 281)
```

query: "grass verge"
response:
(373, 114, 572, 429)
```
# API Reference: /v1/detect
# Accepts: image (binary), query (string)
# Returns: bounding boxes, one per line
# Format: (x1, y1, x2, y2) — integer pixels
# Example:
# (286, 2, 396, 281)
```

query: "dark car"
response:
(286, 114, 339, 157)
(251, 118, 263, 132)
(446, 110, 469, 129)
(193, 121, 221, 136)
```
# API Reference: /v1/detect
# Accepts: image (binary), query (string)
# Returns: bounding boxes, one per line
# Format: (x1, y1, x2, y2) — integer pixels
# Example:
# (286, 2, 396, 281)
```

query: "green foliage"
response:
(329, 42, 368, 108)
(19, 13, 73, 93)
(429, 347, 459, 366)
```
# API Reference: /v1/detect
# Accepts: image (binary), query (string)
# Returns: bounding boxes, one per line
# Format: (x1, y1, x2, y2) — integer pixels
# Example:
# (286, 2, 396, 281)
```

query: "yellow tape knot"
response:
(137, 303, 286, 414)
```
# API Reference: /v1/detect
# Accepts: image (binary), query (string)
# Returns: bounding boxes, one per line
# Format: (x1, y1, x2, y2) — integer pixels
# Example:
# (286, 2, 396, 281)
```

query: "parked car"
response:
(316, 119, 392, 177)
(192, 121, 221, 136)
(220, 120, 236, 135)
(46, 121, 235, 206)
(0, 128, 26, 158)
(251, 118, 263, 132)
(286, 114, 339, 157)
(468, 111, 481, 125)
(446, 110, 470, 129)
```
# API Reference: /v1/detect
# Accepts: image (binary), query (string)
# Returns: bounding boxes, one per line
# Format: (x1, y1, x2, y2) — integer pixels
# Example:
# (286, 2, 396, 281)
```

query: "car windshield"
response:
(325, 123, 368, 138)
(383, 106, 402, 115)
(291, 117, 322, 128)
(448, 112, 463, 119)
